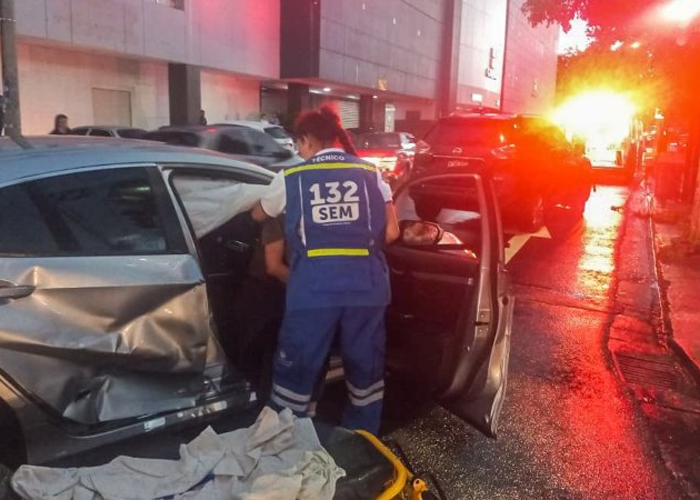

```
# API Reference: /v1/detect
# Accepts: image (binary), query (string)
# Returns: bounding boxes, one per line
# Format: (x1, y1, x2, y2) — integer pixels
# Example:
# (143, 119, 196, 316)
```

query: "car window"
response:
(357, 133, 401, 149)
(118, 128, 148, 140)
(0, 184, 62, 254)
(218, 129, 253, 155)
(171, 172, 269, 239)
(424, 119, 514, 148)
(395, 176, 482, 251)
(244, 128, 286, 156)
(264, 127, 290, 140)
(519, 119, 569, 151)
(88, 129, 112, 137)
(69, 128, 90, 136)
(146, 131, 201, 147)
(0, 168, 187, 256)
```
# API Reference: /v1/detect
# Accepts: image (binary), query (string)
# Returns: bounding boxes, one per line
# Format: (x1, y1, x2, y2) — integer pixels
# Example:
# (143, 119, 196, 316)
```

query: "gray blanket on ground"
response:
(11, 408, 345, 500)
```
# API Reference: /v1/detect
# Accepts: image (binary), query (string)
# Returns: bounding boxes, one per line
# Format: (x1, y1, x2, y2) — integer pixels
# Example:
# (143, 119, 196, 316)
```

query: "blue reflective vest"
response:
(283, 151, 390, 310)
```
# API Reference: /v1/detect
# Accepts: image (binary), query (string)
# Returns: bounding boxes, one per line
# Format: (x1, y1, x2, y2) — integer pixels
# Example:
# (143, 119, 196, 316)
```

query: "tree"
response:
(524, 0, 700, 244)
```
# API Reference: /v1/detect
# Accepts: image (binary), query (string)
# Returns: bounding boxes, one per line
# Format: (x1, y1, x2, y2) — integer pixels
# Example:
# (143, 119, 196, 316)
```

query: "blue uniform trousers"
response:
(269, 306, 386, 434)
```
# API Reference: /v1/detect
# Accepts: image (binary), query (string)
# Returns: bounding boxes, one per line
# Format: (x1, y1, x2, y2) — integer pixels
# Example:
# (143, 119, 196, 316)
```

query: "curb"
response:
(648, 210, 700, 387)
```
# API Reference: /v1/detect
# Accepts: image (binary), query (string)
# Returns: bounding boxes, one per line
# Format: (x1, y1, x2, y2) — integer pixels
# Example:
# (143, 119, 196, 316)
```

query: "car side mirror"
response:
(399, 220, 442, 246)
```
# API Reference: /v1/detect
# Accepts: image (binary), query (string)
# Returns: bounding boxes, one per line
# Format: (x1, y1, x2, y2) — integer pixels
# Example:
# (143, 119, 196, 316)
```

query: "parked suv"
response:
(413, 112, 593, 233)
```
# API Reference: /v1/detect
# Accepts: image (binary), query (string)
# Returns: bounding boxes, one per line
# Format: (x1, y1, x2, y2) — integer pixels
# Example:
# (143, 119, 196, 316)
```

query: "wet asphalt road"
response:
(384, 185, 685, 499)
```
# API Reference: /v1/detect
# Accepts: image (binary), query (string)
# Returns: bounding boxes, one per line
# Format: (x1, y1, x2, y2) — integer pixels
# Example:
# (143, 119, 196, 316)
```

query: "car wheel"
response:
(518, 195, 545, 233)
(0, 463, 19, 500)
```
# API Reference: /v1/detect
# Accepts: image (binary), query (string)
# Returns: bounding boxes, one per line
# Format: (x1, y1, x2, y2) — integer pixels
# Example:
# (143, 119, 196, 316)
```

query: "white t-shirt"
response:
(260, 148, 393, 218)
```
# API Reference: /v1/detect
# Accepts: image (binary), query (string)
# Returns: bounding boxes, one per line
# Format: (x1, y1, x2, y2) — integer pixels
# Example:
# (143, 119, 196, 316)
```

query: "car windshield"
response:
(264, 127, 290, 139)
(118, 128, 148, 139)
(424, 118, 514, 148)
(357, 133, 401, 149)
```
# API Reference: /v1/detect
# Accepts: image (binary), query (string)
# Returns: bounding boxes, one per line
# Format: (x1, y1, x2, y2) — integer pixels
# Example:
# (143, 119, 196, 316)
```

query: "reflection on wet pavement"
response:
(385, 186, 683, 499)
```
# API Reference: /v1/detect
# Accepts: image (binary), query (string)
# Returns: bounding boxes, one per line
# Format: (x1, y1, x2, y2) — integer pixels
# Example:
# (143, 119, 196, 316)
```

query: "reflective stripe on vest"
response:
(307, 248, 370, 258)
(284, 162, 378, 177)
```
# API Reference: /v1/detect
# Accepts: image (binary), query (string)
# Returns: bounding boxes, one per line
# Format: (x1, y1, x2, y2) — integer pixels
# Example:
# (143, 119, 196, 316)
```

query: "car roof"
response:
(444, 112, 517, 121)
(74, 125, 145, 130)
(152, 125, 213, 134)
(223, 121, 282, 130)
(0, 136, 272, 185)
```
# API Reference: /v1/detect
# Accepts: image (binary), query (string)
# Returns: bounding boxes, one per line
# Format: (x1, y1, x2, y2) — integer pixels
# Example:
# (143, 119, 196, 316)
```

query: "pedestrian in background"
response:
(252, 106, 400, 434)
(49, 114, 71, 135)
(199, 110, 208, 125)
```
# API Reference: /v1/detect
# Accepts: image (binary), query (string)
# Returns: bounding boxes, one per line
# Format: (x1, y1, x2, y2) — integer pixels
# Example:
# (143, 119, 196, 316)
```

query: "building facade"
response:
(13, 0, 279, 134)
(6, 0, 558, 135)
(501, 0, 559, 115)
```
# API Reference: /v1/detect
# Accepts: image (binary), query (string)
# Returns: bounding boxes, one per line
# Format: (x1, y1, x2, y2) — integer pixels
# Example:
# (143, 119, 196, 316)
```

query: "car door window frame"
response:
(0, 164, 188, 258)
(158, 163, 272, 259)
(391, 172, 502, 396)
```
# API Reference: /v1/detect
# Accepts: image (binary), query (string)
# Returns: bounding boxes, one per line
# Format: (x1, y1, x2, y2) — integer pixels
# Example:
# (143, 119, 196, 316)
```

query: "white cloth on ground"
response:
(11, 407, 345, 500)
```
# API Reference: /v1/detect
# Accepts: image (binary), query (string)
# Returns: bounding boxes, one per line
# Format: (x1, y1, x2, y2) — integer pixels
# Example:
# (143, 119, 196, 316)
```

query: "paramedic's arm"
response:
(385, 202, 400, 245)
(265, 239, 290, 284)
(252, 171, 286, 223)
(377, 172, 400, 245)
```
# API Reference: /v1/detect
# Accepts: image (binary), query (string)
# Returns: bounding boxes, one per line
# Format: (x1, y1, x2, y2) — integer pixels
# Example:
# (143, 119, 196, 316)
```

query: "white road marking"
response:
(505, 226, 552, 264)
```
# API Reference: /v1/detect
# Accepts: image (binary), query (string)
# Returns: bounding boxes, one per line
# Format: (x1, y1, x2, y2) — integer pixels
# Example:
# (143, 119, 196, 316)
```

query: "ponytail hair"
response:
(294, 105, 357, 156)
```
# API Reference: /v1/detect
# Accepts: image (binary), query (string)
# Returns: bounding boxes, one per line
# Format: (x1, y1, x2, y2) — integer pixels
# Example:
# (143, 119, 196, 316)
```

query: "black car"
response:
(413, 112, 593, 233)
(144, 125, 301, 171)
(0, 137, 512, 470)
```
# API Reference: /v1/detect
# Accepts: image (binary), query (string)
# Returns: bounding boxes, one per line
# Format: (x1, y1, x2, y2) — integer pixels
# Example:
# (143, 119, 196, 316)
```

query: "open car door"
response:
(385, 173, 513, 438)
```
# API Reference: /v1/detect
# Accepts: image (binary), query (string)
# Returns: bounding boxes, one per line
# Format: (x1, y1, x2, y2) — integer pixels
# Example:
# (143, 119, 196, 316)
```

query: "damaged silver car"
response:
(0, 137, 512, 469)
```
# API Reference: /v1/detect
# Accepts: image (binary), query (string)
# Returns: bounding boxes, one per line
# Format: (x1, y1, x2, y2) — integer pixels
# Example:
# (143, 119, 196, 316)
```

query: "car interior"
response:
(385, 177, 484, 393)
(169, 171, 485, 401)
(171, 171, 282, 395)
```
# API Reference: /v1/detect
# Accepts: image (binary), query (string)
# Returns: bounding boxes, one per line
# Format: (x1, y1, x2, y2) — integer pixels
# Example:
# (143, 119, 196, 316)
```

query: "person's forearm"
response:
(385, 202, 400, 244)
(268, 264, 290, 284)
(251, 203, 269, 223)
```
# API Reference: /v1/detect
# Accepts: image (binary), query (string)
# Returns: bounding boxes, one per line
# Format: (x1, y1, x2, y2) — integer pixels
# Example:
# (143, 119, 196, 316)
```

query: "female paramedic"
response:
(251, 106, 400, 434)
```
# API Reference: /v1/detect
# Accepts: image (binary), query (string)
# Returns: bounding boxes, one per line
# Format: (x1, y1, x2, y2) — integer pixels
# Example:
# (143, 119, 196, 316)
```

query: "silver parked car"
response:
(69, 126, 149, 139)
(144, 125, 301, 172)
(0, 136, 512, 469)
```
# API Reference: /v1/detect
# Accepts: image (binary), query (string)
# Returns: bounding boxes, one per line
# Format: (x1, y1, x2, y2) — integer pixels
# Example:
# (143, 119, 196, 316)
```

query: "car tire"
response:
(0, 463, 19, 500)
(0, 400, 27, 472)
(518, 194, 545, 233)
(571, 187, 590, 219)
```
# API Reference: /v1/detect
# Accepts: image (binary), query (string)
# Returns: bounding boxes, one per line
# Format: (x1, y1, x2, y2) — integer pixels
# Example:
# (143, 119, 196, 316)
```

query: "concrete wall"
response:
(18, 43, 169, 134)
(201, 70, 262, 123)
(456, 0, 508, 108)
(16, 44, 264, 134)
(15, 0, 280, 79)
(502, 0, 558, 114)
(319, 0, 445, 99)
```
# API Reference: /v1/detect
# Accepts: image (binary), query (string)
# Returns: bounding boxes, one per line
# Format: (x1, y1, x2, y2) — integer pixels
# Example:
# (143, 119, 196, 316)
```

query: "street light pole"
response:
(0, 0, 22, 137)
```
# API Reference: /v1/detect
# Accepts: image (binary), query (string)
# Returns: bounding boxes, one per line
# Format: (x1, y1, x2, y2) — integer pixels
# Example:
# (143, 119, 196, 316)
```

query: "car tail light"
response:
(492, 144, 516, 160)
(362, 156, 399, 171)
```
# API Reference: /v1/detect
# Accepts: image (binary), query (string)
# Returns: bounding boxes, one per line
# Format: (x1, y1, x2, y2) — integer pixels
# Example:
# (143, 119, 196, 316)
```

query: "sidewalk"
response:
(648, 152, 700, 380)
(652, 203, 700, 380)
